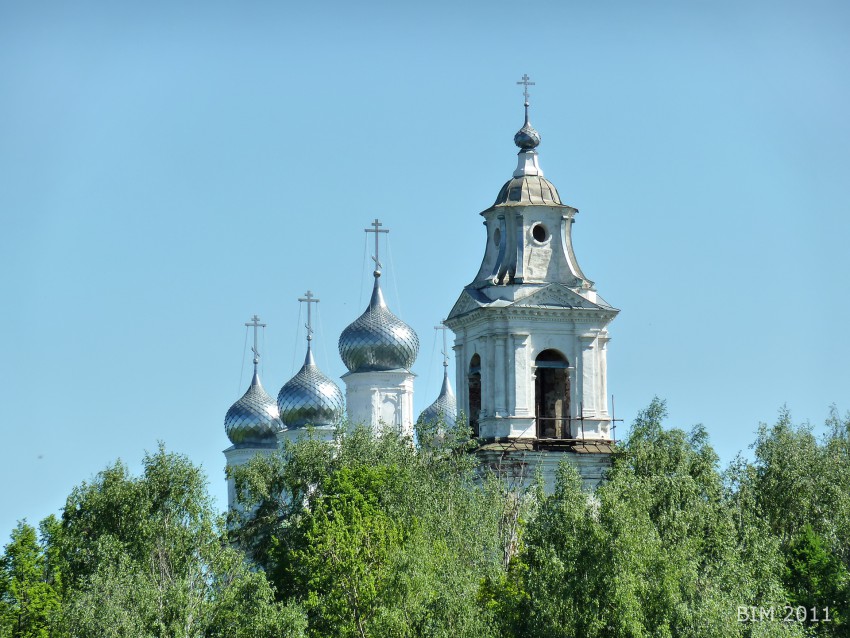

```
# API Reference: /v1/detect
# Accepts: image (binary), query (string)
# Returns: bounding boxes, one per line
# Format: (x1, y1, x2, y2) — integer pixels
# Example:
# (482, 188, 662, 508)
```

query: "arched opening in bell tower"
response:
(468, 354, 481, 437)
(535, 349, 570, 439)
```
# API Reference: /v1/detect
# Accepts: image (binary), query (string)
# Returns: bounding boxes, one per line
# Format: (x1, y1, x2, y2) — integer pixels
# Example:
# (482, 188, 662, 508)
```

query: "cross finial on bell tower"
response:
(517, 73, 534, 102)
(244, 314, 266, 374)
(517, 73, 535, 122)
(364, 218, 390, 276)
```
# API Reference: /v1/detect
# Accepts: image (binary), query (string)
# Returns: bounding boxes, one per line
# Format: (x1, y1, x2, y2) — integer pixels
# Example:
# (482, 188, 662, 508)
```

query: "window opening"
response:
(534, 349, 570, 438)
(468, 354, 481, 437)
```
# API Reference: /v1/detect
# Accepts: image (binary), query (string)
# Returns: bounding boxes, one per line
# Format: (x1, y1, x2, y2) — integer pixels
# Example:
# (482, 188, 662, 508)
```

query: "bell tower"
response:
(444, 76, 619, 487)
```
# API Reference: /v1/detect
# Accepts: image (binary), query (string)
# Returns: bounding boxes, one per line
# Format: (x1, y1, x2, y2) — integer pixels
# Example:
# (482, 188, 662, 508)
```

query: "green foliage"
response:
(728, 406, 850, 637)
(291, 464, 407, 635)
(783, 524, 849, 632)
(51, 444, 306, 637)
(0, 521, 59, 638)
(5, 402, 850, 637)
(492, 399, 807, 638)
(231, 420, 512, 637)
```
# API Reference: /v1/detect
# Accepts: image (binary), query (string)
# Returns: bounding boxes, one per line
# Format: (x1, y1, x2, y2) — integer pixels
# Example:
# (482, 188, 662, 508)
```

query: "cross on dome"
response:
(517, 73, 535, 105)
(513, 73, 542, 155)
(364, 218, 389, 275)
(298, 291, 319, 342)
(434, 320, 450, 369)
(244, 314, 266, 371)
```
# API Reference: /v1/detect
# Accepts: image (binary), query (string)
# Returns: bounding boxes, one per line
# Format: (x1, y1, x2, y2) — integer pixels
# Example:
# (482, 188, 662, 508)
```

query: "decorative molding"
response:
(446, 305, 618, 331)
(446, 292, 480, 321)
(511, 284, 599, 310)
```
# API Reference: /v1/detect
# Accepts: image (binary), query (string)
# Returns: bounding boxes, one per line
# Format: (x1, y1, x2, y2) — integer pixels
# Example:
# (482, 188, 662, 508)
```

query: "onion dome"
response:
(225, 315, 282, 447)
(514, 111, 541, 150)
(418, 369, 456, 427)
(339, 274, 419, 372)
(225, 371, 282, 447)
(278, 291, 345, 430)
(278, 344, 344, 430)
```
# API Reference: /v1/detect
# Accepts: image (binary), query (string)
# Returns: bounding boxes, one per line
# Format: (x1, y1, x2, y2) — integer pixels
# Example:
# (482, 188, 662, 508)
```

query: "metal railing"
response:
(535, 416, 581, 440)
(535, 398, 623, 443)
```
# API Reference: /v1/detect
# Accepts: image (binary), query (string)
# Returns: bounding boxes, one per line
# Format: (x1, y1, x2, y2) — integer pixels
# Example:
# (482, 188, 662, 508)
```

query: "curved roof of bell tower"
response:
(492, 175, 562, 206)
(487, 88, 564, 208)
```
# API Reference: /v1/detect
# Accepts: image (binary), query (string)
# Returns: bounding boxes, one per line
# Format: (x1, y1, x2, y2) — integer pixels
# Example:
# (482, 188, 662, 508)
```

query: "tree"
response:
(0, 521, 59, 638)
(231, 422, 510, 638)
(52, 444, 306, 638)
(737, 407, 850, 636)
(495, 399, 804, 637)
(783, 524, 849, 634)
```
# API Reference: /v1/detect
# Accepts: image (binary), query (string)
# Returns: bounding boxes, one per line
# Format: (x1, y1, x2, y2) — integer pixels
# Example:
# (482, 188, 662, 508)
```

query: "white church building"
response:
(222, 77, 619, 507)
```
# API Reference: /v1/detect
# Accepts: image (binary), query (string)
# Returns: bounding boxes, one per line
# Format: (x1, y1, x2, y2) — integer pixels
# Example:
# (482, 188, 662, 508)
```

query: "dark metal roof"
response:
(492, 175, 562, 207)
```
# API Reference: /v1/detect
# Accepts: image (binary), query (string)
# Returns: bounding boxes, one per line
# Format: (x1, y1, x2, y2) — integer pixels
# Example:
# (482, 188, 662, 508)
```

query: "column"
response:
(454, 336, 465, 418)
(598, 335, 610, 416)
(495, 335, 506, 415)
(485, 335, 496, 417)
(506, 334, 516, 415)
(579, 336, 597, 418)
(512, 333, 529, 415)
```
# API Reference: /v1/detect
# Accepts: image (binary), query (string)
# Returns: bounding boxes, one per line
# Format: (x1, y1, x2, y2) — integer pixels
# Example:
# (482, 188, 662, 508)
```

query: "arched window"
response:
(468, 354, 481, 437)
(535, 349, 570, 439)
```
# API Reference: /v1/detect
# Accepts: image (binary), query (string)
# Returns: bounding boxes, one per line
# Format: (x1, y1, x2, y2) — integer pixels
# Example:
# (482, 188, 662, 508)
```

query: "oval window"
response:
(532, 223, 547, 242)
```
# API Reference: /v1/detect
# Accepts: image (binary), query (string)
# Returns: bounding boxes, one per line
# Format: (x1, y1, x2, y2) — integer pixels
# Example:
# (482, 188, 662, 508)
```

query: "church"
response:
(222, 76, 619, 508)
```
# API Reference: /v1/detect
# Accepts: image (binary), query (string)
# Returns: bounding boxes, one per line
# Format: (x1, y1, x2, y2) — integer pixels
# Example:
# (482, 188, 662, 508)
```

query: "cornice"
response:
(446, 305, 618, 331)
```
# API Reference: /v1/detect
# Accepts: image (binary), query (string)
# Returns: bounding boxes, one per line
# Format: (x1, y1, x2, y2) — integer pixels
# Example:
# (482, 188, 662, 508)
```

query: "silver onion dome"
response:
(514, 104, 541, 150)
(277, 346, 344, 430)
(339, 275, 419, 373)
(418, 370, 456, 427)
(224, 371, 282, 447)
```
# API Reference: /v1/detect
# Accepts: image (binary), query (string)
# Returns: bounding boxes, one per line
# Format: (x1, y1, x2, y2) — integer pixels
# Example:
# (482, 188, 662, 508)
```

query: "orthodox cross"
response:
(244, 314, 266, 371)
(434, 320, 450, 369)
(298, 291, 320, 342)
(517, 73, 535, 104)
(364, 218, 389, 273)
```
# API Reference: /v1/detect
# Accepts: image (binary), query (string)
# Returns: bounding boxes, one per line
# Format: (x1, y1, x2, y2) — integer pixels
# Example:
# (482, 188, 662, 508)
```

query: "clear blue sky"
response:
(2, 0, 849, 538)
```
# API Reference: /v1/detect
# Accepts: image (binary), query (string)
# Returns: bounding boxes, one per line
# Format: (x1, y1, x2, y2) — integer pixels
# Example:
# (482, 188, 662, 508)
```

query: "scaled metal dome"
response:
(418, 370, 457, 427)
(339, 276, 419, 372)
(224, 372, 282, 447)
(514, 116, 541, 150)
(277, 347, 344, 430)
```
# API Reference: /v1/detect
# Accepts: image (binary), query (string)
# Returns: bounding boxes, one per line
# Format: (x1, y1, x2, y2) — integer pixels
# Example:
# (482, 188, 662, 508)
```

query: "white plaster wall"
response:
(450, 311, 613, 441)
(472, 204, 583, 288)
(343, 370, 415, 437)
